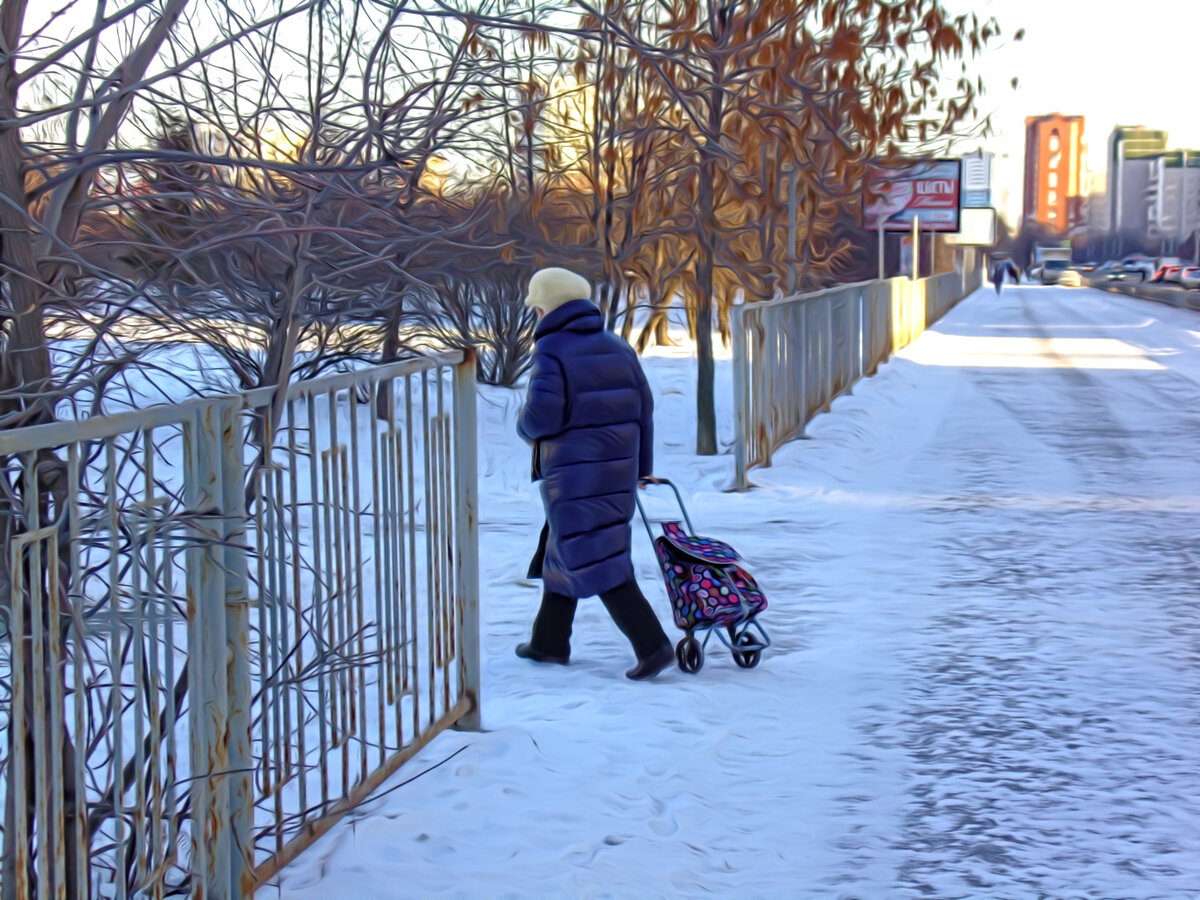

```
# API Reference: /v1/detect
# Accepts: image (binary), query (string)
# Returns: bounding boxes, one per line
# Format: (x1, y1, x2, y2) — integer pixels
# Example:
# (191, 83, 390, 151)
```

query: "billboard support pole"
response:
(877, 219, 885, 280)
(912, 215, 920, 281)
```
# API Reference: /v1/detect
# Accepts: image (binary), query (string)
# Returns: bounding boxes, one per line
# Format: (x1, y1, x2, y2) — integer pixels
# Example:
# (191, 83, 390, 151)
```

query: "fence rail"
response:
(733, 258, 983, 489)
(0, 350, 480, 898)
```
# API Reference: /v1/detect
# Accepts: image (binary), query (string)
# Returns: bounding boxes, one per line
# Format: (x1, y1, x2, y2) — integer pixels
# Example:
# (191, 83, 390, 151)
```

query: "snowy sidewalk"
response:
(267, 284, 1200, 898)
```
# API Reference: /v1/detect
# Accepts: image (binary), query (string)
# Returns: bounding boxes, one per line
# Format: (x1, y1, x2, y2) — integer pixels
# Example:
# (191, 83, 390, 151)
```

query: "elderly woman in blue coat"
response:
(515, 267, 674, 680)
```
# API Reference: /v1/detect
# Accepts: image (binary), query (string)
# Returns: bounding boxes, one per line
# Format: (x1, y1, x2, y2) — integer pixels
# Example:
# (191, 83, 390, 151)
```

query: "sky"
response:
(960, 0, 1200, 225)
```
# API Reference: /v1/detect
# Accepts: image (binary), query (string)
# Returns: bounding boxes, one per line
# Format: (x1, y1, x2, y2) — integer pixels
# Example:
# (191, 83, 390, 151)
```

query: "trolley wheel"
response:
(675, 636, 703, 674)
(731, 630, 761, 669)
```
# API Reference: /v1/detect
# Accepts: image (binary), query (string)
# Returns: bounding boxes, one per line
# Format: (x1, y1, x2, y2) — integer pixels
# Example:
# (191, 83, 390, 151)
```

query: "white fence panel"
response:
(733, 260, 983, 489)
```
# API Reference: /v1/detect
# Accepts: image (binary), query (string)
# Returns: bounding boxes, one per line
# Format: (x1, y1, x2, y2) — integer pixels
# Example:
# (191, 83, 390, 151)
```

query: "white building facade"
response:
(1148, 154, 1200, 248)
(1108, 127, 1166, 241)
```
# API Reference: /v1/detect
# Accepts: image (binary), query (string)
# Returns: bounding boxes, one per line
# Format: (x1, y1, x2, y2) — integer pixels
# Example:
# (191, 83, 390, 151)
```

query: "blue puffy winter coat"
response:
(518, 299, 654, 598)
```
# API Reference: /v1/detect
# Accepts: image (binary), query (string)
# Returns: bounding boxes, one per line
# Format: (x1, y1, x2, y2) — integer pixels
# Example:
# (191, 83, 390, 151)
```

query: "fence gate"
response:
(0, 350, 480, 898)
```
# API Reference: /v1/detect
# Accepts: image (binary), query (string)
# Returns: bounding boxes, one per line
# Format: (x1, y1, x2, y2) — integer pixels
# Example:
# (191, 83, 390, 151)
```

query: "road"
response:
(268, 282, 1200, 899)
(1083, 274, 1200, 312)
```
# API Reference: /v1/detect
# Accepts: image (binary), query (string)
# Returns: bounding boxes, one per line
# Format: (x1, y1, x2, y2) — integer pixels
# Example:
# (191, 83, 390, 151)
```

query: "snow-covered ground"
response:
(264, 283, 1200, 898)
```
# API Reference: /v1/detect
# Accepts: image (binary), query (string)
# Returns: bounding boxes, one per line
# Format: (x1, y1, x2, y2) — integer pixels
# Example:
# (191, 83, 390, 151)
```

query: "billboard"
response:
(864, 159, 962, 232)
(943, 207, 997, 246)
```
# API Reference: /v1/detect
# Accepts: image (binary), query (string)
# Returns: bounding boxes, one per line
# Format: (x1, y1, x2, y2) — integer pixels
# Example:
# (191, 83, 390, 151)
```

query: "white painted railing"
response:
(0, 351, 480, 898)
(732, 260, 984, 489)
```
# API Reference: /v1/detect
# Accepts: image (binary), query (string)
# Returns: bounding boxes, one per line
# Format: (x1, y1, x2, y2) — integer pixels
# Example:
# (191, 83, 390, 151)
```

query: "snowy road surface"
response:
(266, 284, 1200, 898)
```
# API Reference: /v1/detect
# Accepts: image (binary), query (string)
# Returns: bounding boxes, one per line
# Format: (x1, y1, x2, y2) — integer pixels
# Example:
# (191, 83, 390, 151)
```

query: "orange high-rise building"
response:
(1023, 114, 1085, 233)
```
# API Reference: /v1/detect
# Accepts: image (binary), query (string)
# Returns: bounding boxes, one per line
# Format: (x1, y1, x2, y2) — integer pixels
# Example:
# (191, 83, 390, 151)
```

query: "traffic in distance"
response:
(1005, 250, 1200, 291)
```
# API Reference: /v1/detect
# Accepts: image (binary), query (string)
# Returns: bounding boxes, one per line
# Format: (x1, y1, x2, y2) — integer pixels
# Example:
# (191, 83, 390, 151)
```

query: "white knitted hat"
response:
(523, 267, 592, 314)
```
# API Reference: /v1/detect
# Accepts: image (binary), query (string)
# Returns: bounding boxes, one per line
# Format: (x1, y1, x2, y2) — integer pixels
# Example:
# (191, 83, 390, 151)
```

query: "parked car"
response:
(1149, 265, 1186, 284)
(1039, 259, 1072, 284)
(1106, 257, 1154, 282)
(1180, 267, 1200, 290)
(1107, 266, 1144, 282)
(1134, 257, 1158, 276)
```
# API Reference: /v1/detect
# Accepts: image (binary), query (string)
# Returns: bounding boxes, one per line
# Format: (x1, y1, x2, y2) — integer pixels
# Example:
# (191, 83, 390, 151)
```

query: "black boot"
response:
(516, 591, 577, 665)
(624, 643, 674, 680)
(599, 581, 673, 680)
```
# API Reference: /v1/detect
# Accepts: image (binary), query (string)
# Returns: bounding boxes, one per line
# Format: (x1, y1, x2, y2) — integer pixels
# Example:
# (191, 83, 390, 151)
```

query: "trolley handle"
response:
(634, 477, 695, 544)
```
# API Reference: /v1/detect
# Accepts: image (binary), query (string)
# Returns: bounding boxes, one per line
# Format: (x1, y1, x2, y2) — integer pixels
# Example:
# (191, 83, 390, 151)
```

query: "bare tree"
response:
(0, 3, 281, 894)
(556, 0, 1004, 454)
(0, 1, 519, 894)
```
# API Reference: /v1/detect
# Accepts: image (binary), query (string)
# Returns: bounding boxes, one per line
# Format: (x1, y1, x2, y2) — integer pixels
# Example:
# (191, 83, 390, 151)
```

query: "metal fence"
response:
(732, 259, 983, 489)
(0, 350, 480, 898)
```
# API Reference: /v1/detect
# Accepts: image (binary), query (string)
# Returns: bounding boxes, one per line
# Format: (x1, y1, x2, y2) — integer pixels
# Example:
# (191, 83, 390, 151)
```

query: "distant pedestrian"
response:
(515, 267, 674, 680)
(992, 258, 1018, 294)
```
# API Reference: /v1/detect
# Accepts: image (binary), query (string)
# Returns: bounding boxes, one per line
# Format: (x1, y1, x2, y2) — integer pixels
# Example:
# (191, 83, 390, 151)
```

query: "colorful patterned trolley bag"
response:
(636, 479, 770, 674)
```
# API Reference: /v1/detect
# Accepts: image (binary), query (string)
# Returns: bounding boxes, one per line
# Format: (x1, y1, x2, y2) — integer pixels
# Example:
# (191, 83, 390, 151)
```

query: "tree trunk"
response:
(635, 280, 677, 353)
(620, 284, 636, 342)
(377, 291, 405, 419)
(601, 120, 619, 330)
(693, 94, 721, 455)
(655, 311, 672, 346)
(0, 142, 54, 425)
(694, 218, 717, 454)
(247, 226, 312, 498)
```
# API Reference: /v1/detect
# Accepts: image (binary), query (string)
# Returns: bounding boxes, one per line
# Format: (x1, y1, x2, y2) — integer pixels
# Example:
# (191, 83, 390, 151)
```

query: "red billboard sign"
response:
(864, 159, 962, 232)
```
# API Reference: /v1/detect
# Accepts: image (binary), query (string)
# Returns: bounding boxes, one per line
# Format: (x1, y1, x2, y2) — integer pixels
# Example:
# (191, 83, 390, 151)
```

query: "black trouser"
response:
(528, 580, 669, 661)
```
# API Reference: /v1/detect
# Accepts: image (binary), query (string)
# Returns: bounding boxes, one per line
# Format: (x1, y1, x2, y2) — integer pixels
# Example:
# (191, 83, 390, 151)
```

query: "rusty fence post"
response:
(185, 399, 253, 899)
(185, 403, 231, 899)
(451, 352, 482, 730)
(218, 401, 254, 897)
